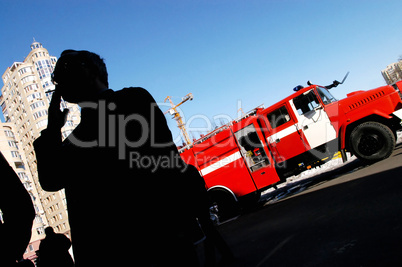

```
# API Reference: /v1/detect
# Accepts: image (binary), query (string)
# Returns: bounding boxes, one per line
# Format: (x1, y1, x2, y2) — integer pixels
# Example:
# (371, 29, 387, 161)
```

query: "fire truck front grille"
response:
(348, 90, 385, 111)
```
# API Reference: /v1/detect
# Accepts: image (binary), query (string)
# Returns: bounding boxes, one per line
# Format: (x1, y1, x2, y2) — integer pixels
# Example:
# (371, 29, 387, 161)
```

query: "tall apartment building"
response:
(382, 61, 402, 85)
(0, 41, 81, 259)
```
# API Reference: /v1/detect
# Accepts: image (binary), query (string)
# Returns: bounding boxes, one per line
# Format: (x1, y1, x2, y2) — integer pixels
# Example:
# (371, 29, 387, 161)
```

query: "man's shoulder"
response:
(110, 87, 158, 113)
(114, 87, 154, 99)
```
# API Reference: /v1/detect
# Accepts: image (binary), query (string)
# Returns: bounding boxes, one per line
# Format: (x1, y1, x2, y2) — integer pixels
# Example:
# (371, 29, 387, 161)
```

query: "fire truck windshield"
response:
(317, 86, 337, 104)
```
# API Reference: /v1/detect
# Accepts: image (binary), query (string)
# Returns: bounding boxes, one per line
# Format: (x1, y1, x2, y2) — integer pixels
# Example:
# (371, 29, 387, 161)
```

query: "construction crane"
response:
(164, 93, 194, 145)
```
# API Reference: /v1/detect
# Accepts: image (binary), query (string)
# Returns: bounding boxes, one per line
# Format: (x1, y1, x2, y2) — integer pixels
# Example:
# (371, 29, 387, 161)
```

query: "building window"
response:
(21, 75, 35, 84)
(18, 67, 32, 76)
(42, 80, 52, 88)
(4, 130, 14, 137)
(8, 140, 18, 148)
(30, 101, 45, 110)
(35, 60, 54, 79)
(35, 215, 43, 224)
(35, 119, 48, 130)
(11, 151, 20, 158)
(36, 227, 44, 235)
(17, 172, 29, 181)
(27, 92, 42, 102)
(24, 84, 39, 93)
(33, 110, 48, 119)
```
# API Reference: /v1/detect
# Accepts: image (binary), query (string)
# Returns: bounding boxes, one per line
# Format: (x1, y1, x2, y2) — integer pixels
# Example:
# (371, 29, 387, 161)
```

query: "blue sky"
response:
(1, 0, 401, 143)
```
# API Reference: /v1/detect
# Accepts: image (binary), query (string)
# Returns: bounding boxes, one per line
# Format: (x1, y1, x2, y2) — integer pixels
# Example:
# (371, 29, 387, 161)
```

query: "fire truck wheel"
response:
(349, 121, 395, 162)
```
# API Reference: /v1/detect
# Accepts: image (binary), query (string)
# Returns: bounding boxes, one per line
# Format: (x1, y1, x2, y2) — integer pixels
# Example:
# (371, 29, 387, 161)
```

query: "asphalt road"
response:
(214, 143, 402, 267)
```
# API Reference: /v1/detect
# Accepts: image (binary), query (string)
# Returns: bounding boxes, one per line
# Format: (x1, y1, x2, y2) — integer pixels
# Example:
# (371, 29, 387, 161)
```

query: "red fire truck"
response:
(179, 80, 402, 220)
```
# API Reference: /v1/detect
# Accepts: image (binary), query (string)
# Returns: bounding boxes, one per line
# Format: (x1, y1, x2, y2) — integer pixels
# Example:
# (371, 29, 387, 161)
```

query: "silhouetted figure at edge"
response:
(0, 152, 35, 266)
(33, 50, 199, 266)
(38, 227, 74, 267)
(185, 165, 234, 266)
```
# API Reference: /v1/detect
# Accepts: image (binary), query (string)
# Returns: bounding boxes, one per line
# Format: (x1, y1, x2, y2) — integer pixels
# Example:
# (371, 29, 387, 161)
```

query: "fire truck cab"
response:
(258, 82, 402, 178)
(259, 86, 339, 177)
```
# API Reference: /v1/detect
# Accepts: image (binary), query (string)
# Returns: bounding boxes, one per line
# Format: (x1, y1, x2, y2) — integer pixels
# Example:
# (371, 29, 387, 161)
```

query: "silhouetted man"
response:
(34, 50, 198, 266)
(0, 152, 35, 266)
(38, 227, 74, 267)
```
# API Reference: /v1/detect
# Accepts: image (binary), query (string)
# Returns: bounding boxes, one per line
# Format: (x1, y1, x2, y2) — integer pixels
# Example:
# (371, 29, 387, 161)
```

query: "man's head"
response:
(52, 50, 108, 103)
(44, 227, 55, 236)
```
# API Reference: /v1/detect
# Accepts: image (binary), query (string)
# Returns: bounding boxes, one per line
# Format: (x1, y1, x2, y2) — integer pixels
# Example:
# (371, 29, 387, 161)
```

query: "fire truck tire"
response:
(349, 122, 395, 162)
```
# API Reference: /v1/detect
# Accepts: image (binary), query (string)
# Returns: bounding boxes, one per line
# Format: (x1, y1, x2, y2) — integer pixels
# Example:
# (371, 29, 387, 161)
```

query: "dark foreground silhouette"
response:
(0, 152, 35, 266)
(34, 49, 231, 266)
(37, 227, 74, 267)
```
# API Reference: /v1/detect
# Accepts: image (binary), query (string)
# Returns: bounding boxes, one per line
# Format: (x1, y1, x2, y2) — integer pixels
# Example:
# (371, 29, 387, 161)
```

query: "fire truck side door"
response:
(262, 104, 307, 164)
(234, 123, 280, 189)
(290, 90, 336, 151)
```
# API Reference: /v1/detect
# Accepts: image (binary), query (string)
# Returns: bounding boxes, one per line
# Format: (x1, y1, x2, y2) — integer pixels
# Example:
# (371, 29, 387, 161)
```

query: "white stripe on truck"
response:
(200, 151, 242, 176)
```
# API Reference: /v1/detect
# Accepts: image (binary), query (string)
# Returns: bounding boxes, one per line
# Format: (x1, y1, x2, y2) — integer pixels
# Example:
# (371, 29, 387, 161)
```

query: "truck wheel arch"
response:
(348, 121, 395, 162)
(207, 185, 238, 203)
(343, 114, 399, 152)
